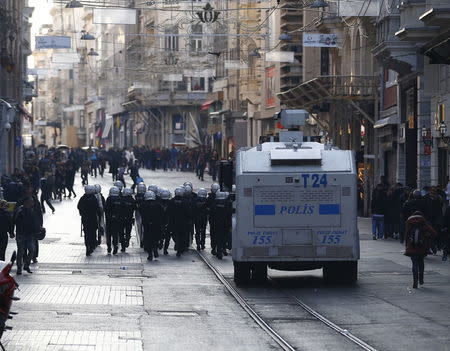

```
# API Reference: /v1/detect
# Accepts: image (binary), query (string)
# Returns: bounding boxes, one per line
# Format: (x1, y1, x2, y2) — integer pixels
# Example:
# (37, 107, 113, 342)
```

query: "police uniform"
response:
(139, 198, 164, 260)
(77, 192, 100, 255)
(194, 196, 208, 250)
(209, 194, 232, 259)
(167, 194, 190, 257)
(104, 195, 123, 254)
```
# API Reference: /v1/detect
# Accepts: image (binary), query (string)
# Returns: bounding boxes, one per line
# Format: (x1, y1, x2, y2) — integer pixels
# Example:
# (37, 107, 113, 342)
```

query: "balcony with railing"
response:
(277, 75, 378, 109)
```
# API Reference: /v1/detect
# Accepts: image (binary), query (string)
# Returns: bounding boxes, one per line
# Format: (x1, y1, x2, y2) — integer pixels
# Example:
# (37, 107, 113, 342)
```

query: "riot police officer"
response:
(159, 189, 172, 255)
(139, 191, 164, 261)
(114, 181, 124, 195)
(77, 185, 100, 256)
(167, 187, 189, 257)
(209, 191, 232, 259)
(94, 184, 106, 246)
(121, 188, 136, 251)
(183, 184, 196, 244)
(134, 183, 147, 248)
(194, 188, 208, 251)
(104, 186, 122, 255)
(207, 183, 220, 255)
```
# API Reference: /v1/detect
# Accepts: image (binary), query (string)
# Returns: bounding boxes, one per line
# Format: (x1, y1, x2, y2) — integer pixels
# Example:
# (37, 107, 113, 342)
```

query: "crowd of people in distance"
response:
(371, 181, 450, 288)
(77, 181, 233, 261)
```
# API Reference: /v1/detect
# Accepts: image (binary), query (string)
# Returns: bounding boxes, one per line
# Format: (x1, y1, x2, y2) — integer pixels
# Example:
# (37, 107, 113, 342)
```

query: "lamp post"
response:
(438, 121, 450, 145)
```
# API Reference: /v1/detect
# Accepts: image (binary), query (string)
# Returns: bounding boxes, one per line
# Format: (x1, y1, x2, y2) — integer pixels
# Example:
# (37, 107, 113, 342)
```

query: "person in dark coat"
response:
(159, 189, 172, 255)
(371, 183, 387, 240)
(0, 200, 13, 261)
(77, 185, 100, 256)
(13, 197, 40, 274)
(209, 191, 232, 259)
(120, 188, 136, 251)
(167, 187, 190, 257)
(207, 183, 220, 255)
(40, 173, 55, 214)
(139, 191, 164, 260)
(403, 190, 428, 221)
(404, 211, 437, 288)
(65, 163, 77, 198)
(194, 188, 209, 251)
(104, 186, 122, 255)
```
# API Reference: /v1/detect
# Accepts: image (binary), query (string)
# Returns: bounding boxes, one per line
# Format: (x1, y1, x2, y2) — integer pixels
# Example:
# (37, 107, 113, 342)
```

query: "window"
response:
(385, 69, 398, 88)
(164, 27, 179, 51)
(68, 89, 74, 105)
(69, 69, 74, 79)
(191, 77, 205, 91)
(172, 114, 184, 130)
(190, 24, 203, 52)
(80, 111, 85, 128)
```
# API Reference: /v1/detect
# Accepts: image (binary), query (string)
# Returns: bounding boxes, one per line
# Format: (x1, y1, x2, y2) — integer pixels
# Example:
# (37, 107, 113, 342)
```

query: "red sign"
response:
(265, 66, 276, 108)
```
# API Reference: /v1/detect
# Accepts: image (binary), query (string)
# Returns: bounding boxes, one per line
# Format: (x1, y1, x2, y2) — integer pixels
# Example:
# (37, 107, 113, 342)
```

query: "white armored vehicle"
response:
(233, 110, 359, 284)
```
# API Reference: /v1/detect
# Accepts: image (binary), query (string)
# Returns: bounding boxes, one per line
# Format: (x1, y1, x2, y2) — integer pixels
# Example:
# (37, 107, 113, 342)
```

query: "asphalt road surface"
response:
(3, 169, 449, 350)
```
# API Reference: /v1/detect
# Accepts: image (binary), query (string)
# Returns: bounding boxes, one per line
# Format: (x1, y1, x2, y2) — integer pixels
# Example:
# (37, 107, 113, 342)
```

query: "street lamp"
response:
(279, 32, 292, 41)
(87, 48, 99, 56)
(197, 3, 220, 23)
(81, 30, 95, 40)
(310, 0, 329, 8)
(66, 0, 83, 8)
(438, 121, 450, 144)
(249, 48, 261, 58)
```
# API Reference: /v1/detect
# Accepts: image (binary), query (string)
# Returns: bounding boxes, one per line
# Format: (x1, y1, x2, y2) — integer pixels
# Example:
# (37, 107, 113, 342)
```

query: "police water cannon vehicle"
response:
(233, 110, 359, 284)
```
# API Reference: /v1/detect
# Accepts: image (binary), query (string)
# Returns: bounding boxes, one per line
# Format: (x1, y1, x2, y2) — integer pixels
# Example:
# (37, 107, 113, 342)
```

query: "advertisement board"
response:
(265, 66, 276, 108)
(35, 36, 71, 49)
(303, 33, 339, 47)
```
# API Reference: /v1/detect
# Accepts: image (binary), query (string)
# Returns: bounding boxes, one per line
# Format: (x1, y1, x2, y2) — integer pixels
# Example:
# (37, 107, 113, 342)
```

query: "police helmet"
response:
(84, 185, 96, 195)
(413, 189, 422, 199)
(144, 191, 156, 201)
(174, 187, 184, 197)
(114, 181, 124, 191)
(123, 188, 133, 197)
(109, 186, 120, 197)
(136, 183, 147, 194)
(160, 189, 171, 200)
(197, 188, 208, 198)
(94, 184, 101, 194)
(183, 184, 193, 194)
(183, 181, 193, 188)
(215, 191, 227, 200)
(211, 183, 220, 193)
(157, 187, 165, 197)
(148, 184, 158, 193)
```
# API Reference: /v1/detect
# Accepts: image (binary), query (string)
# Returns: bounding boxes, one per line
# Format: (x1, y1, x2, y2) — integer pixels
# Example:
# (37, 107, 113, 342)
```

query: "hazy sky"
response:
(29, 0, 53, 45)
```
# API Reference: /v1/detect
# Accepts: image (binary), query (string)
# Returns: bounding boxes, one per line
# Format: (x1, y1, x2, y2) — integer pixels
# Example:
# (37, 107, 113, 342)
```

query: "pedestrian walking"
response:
(12, 197, 40, 274)
(404, 211, 437, 288)
(371, 183, 387, 240)
(0, 200, 13, 261)
(40, 173, 55, 214)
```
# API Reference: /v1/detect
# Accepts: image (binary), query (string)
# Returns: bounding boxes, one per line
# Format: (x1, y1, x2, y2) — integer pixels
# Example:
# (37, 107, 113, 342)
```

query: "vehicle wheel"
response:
(251, 263, 267, 283)
(323, 261, 357, 284)
(341, 261, 358, 284)
(234, 261, 251, 285)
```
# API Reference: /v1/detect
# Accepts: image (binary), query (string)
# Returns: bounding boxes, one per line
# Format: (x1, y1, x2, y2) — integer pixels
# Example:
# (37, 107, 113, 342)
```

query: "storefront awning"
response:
(102, 117, 113, 139)
(374, 115, 399, 129)
(201, 100, 214, 111)
(18, 104, 33, 122)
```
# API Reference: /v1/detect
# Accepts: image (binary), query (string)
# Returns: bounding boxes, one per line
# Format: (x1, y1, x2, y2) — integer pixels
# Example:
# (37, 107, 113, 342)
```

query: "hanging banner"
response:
(265, 51, 294, 63)
(303, 33, 339, 47)
(93, 8, 137, 24)
(35, 36, 71, 49)
(52, 52, 80, 63)
(265, 66, 276, 108)
(163, 74, 183, 81)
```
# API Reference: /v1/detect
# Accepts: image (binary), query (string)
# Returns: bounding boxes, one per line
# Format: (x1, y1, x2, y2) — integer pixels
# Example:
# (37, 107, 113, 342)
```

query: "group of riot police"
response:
(77, 180, 233, 260)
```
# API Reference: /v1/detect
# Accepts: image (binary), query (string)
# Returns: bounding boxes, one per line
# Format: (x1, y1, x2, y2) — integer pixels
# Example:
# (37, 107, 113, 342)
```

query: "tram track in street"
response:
(197, 250, 379, 351)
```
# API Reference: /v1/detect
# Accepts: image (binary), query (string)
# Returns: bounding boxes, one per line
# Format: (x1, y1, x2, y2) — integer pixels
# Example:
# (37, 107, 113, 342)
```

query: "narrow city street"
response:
(2, 170, 450, 351)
